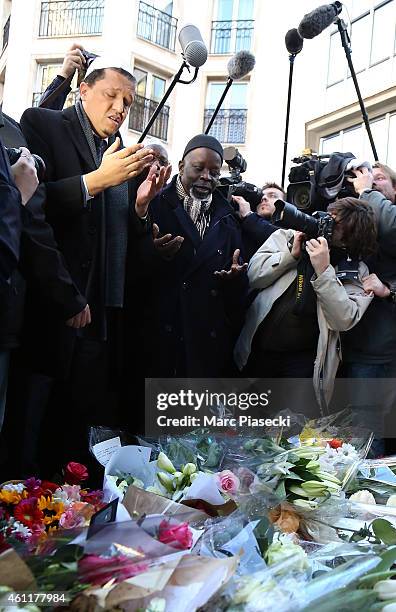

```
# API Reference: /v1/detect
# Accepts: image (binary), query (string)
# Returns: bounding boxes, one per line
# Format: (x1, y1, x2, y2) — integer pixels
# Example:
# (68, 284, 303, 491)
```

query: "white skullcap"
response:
(85, 55, 134, 79)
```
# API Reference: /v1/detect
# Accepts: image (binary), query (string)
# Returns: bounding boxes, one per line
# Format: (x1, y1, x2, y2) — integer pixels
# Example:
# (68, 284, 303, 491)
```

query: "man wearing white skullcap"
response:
(19, 56, 169, 471)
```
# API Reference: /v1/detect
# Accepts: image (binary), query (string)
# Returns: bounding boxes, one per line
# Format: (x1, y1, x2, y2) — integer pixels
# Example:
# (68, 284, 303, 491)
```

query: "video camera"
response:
(287, 149, 358, 214)
(218, 146, 263, 208)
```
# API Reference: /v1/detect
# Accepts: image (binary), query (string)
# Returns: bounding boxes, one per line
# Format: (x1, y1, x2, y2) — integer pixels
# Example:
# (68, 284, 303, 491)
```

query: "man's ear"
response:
(178, 159, 184, 175)
(79, 81, 89, 101)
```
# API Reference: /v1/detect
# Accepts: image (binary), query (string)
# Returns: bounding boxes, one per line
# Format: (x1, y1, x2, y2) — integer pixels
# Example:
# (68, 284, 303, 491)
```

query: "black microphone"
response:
(178, 24, 208, 67)
(285, 28, 304, 54)
(298, 2, 343, 39)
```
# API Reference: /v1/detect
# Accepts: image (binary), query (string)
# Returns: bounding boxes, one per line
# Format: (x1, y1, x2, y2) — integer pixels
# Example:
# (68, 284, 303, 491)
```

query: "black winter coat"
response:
(141, 176, 248, 377)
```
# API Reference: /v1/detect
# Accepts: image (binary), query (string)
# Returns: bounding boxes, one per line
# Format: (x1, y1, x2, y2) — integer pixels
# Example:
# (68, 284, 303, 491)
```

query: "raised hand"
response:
(135, 163, 172, 218)
(152, 223, 184, 260)
(214, 249, 248, 280)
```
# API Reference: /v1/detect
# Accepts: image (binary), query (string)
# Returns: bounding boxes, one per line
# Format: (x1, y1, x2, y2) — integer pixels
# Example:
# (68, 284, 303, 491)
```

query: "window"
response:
(327, 0, 396, 87)
(39, 1, 104, 37)
(136, 1, 178, 51)
(327, 32, 346, 85)
(129, 67, 169, 141)
(349, 14, 370, 73)
(371, 1, 396, 64)
(211, 0, 254, 54)
(151, 76, 165, 102)
(32, 62, 78, 107)
(204, 81, 248, 143)
(320, 112, 396, 164)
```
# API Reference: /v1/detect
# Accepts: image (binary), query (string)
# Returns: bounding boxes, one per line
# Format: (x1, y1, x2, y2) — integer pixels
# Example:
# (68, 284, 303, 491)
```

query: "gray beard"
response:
(189, 186, 213, 203)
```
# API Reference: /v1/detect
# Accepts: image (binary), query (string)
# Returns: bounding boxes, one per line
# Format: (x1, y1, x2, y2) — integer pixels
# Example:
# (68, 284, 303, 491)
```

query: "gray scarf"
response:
(75, 99, 129, 308)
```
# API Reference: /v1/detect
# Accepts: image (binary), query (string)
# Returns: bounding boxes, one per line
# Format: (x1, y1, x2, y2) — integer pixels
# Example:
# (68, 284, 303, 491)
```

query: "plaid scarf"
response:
(75, 99, 129, 308)
(176, 175, 212, 239)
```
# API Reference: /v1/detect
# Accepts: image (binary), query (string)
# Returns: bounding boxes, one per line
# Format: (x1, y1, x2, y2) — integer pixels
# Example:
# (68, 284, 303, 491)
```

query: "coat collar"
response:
(161, 175, 238, 274)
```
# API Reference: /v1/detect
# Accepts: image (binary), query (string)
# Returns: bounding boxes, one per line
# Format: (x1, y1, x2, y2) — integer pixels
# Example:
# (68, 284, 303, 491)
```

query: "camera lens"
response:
(293, 185, 311, 210)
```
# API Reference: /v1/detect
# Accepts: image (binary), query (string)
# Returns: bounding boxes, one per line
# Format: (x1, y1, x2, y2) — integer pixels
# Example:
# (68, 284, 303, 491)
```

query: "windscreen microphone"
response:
(298, 2, 342, 39)
(227, 50, 256, 80)
(285, 28, 304, 54)
(178, 24, 208, 67)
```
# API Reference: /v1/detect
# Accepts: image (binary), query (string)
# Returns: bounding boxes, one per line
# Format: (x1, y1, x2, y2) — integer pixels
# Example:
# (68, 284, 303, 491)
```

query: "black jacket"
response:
(342, 189, 396, 364)
(20, 105, 146, 375)
(140, 176, 248, 377)
(0, 112, 86, 353)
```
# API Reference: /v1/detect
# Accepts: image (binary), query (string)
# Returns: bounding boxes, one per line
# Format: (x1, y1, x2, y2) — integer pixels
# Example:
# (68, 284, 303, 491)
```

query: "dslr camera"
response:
(218, 146, 263, 208)
(6, 147, 46, 182)
(272, 200, 335, 245)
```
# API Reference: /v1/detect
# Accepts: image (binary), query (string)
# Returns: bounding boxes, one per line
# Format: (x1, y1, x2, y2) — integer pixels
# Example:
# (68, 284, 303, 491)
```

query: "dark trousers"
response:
(244, 348, 319, 420)
(245, 348, 316, 378)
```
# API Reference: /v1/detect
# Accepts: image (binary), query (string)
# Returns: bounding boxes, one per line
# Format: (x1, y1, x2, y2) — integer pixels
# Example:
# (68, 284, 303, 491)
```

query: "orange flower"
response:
(269, 504, 300, 534)
(0, 489, 22, 505)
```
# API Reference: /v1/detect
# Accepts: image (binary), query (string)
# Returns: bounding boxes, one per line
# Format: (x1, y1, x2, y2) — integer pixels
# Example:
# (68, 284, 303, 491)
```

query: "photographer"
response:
(341, 166, 396, 377)
(234, 197, 385, 410)
(232, 183, 283, 260)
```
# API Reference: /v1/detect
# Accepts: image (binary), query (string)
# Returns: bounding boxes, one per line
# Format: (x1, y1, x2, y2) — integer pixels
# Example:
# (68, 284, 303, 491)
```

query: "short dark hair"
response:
(83, 67, 136, 87)
(373, 162, 396, 188)
(327, 196, 377, 259)
(262, 182, 286, 198)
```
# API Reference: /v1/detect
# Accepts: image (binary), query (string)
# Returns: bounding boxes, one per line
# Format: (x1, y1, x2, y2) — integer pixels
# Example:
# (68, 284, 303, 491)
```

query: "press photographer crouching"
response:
(234, 196, 387, 412)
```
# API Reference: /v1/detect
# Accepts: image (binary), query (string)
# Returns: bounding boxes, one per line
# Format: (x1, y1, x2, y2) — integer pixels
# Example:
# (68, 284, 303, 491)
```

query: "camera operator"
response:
(232, 183, 284, 260)
(234, 197, 387, 411)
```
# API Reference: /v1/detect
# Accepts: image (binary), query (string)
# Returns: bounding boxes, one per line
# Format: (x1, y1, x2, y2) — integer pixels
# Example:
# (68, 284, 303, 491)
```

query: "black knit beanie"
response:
(182, 134, 223, 162)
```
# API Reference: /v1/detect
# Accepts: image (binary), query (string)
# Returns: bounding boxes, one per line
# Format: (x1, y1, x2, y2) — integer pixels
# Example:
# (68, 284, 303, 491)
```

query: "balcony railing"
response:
(137, 1, 177, 51)
(210, 20, 254, 54)
(2, 15, 10, 51)
(129, 94, 169, 142)
(39, 0, 104, 37)
(32, 89, 79, 108)
(204, 108, 247, 144)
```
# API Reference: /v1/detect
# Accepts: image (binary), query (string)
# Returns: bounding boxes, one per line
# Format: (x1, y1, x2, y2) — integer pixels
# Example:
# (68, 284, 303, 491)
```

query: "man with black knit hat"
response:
(136, 133, 248, 377)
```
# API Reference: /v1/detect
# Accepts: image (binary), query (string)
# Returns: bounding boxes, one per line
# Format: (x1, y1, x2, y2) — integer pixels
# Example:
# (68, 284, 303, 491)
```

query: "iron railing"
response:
(204, 108, 247, 144)
(32, 89, 79, 107)
(39, 0, 104, 37)
(136, 1, 177, 51)
(210, 19, 254, 54)
(2, 15, 10, 51)
(129, 94, 169, 141)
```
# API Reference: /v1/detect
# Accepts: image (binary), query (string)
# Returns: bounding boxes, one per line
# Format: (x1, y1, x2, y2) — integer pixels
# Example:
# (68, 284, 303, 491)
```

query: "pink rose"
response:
(158, 520, 193, 550)
(215, 470, 240, 495)
(64, 462, 88, 485)
(59, 509, 85, 529)
(61, 484, 81, 502)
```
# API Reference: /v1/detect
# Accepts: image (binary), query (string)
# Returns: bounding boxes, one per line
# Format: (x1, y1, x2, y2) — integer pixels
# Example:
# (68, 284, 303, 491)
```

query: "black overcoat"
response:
(142, 176, 248, 377)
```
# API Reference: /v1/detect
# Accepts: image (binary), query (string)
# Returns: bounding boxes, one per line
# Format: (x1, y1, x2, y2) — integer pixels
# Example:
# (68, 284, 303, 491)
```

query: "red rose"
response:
(158, 520, 193, 550)
(329, 438, 343, 449)
(64, 462, 89, 485)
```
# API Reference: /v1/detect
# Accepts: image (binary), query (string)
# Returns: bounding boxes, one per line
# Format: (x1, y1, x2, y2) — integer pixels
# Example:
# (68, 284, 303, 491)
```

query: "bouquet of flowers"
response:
(0, 462, 103, 550)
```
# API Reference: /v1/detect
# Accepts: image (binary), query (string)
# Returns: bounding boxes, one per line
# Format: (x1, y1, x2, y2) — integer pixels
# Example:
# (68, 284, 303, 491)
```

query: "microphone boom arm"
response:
(138, 60, 199, 143)
(336, 18, 378, 161)
(204, 77, 233, 134)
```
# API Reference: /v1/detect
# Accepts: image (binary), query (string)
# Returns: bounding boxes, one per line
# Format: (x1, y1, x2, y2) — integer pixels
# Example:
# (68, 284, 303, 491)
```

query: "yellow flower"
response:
(41, 500, 65, 527)
(0, 489, 22, 504)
